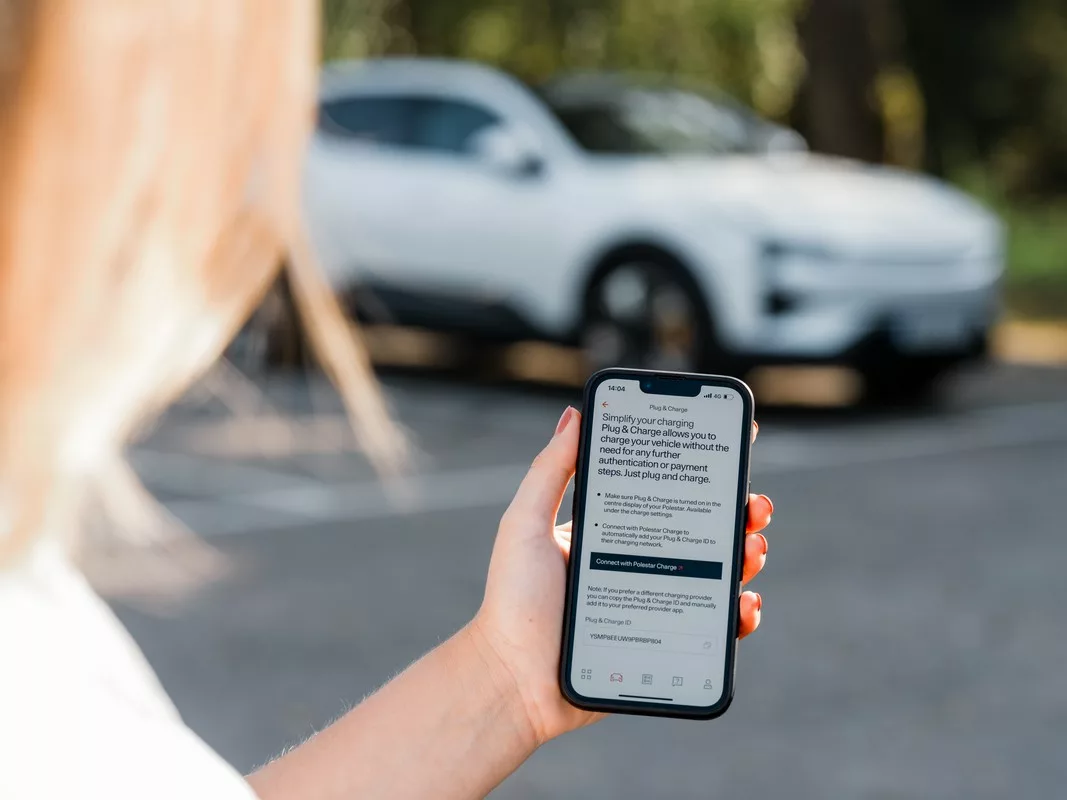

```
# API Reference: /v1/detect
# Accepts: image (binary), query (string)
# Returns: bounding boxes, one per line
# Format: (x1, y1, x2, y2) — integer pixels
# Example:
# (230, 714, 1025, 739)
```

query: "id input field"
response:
(583, 628, 717, 655)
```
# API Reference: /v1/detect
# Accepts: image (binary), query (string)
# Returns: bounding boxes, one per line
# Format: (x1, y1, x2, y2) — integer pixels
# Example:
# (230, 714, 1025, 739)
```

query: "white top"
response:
(0, 539, 256, 799)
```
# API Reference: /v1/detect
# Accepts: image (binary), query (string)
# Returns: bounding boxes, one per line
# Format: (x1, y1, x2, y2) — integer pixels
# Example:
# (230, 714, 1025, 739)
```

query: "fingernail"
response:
(760, 494, 774, 516)
(755, 593, 762, 612)
(757, 533, 768, 556)
(555, 406, 576, 436)
(753, 420, 759, 434)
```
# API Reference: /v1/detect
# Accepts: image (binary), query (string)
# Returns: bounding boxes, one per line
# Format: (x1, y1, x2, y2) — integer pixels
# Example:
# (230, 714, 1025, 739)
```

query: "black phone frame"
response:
(558, 368, 755, 720)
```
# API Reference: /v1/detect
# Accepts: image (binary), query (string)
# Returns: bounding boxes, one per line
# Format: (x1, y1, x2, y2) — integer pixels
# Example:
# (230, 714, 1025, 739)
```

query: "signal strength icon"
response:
(703, 392, 714, 398)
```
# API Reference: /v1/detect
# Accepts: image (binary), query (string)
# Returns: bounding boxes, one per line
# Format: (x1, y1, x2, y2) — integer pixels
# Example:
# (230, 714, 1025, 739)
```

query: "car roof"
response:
(543, 70, 739, 109)
(540, 70, 774, 135)
(319, 57, 521, 102)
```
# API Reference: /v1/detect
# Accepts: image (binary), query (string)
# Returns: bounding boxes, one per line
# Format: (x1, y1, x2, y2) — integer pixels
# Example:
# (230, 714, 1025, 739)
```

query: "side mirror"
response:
(763, 127, 808, 154)
(470, 125, 545, 178)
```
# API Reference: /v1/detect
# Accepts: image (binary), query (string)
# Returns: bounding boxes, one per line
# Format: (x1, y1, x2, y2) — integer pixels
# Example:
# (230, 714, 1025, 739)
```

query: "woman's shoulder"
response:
(1, 536, 179, 717)
(0, 539, 257, 799)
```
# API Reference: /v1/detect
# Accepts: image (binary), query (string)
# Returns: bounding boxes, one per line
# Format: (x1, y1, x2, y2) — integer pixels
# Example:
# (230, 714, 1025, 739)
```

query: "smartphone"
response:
(559, 368, 755, 719)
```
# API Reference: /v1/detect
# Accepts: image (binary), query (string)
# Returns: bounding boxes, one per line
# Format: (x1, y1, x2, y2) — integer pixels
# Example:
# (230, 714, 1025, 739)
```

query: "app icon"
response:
(671, 676, 683, 687)
(609, 672, 624, 683)
(641, 673, 653, 686)
(579, 669, 592, 681)
(703, 679, 714, 690)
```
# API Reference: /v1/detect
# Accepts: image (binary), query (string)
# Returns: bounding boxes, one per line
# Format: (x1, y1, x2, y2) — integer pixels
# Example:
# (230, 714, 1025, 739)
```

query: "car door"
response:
(304, 94, 431, 290)
(306, 90, 570, 332)
(399, 95, 565, 329)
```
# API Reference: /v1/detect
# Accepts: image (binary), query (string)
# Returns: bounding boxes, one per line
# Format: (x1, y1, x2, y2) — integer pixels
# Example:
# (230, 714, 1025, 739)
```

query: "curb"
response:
(361, 321, 1067, 373)
(992, 320, 1067, 366)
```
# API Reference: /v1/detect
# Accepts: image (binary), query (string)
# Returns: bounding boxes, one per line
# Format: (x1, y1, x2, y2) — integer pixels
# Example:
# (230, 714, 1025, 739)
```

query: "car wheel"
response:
(226, 271, 306, 373)
(581, 251, 715, 373)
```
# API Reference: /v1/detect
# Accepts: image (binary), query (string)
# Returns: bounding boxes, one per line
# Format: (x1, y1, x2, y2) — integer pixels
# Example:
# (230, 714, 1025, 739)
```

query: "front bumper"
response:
(729, 249, 1000, 366)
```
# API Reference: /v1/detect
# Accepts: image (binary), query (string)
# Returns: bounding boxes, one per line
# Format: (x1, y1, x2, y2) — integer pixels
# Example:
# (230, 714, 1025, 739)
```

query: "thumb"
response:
(504, 407, 581, 529)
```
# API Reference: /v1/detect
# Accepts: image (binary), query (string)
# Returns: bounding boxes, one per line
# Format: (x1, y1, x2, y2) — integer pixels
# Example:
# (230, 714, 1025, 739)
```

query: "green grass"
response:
(1000, 201, 1067, 318)
(955, 170, 1067, 319)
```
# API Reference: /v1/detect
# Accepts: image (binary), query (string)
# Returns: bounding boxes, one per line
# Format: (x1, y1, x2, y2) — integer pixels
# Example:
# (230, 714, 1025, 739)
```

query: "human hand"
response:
(468, 406, 774, 746)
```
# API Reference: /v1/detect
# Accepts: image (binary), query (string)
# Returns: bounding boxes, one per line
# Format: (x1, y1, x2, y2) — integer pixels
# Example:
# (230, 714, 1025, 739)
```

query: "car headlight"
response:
(759, 240, 836, 315)
(761, 239, 838, 262)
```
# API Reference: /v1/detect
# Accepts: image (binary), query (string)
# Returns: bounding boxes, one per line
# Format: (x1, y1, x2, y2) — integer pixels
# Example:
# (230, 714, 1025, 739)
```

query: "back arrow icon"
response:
(601, 401, 609, 407)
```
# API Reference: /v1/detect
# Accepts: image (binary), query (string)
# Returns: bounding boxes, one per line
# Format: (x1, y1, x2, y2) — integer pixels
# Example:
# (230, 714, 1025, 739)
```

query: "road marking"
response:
(240, 462, 531, 520)
(143, 398, 1067, 537)
(161, 463, 531, 536)
(131, 449, 323, 493)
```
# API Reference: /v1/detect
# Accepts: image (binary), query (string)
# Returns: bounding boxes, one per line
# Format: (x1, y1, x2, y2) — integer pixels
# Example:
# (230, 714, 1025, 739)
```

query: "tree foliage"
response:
(322, 0, 1067, 200)
(322, 0, 804, 119)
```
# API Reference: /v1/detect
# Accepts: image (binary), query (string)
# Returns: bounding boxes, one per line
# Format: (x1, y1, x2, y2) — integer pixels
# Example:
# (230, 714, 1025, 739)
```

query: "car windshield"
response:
(538, 80, 786, 156)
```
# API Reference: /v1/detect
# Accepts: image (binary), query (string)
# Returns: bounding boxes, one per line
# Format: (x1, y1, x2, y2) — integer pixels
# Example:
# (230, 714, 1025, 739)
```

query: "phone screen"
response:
(565, 374, 750, 711)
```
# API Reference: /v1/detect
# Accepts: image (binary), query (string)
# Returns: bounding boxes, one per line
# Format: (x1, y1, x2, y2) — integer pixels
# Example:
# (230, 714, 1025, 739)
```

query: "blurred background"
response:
(101, 1, 1067, 798)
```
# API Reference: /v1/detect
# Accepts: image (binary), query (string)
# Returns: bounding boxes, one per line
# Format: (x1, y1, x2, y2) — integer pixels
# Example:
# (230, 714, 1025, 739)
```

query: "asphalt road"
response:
(101, 363, 1067, 799)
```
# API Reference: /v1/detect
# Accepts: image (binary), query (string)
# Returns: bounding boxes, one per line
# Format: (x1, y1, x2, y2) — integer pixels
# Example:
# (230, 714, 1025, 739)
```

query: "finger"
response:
(553, 521, 574, 558)
(746, 493, 774, 533)
(738, 591, 762, 639)
(552, 528, 572, 559)
(554, 522, 572, 545)
(751, 420, 759, 444)
(503, 407, 581, 533)
(741, 532, 768, 585)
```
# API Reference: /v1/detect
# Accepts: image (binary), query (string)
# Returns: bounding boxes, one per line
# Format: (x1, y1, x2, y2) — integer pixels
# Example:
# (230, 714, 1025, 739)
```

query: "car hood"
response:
(612, 153, 1001, 260)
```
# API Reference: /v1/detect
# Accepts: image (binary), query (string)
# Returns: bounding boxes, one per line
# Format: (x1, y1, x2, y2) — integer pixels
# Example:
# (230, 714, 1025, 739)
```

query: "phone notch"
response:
(638, 375, 702, 397)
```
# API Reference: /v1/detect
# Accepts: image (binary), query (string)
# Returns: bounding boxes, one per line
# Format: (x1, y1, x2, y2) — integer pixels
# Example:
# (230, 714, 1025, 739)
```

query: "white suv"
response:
(302, 58, 1003, 400)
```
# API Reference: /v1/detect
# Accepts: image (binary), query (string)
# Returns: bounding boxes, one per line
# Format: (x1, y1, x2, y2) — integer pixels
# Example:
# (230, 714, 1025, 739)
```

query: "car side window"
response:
(410, 98, 500, 156)
(318, 97, 414, 147)
(552, 106, 653, 154)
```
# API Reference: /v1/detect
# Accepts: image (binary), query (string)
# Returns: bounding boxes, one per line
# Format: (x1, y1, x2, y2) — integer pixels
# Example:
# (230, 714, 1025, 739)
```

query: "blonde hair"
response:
(0, 1, 401, 563)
